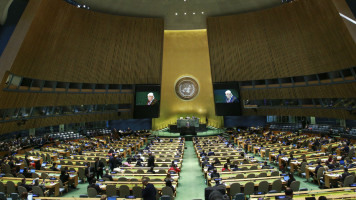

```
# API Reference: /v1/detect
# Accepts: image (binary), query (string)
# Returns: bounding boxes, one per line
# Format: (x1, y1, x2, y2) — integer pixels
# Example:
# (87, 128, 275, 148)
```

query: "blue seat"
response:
(10, 193, 19, 200)
(0, 193, 5, 200)
(233, 193, 244, 200)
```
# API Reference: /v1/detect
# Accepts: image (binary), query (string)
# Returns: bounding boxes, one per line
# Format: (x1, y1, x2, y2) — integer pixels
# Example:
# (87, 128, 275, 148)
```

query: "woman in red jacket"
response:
(168, 164, 181, 173)
(222, 163, 230, 172)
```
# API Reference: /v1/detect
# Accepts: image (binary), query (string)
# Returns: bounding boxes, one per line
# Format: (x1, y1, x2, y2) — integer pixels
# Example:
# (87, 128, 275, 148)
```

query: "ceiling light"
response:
(184, 13, 186, 15)
(175, 13, 178, 15)
(193, 12, 195, 15)
(201, 12, 204, 14)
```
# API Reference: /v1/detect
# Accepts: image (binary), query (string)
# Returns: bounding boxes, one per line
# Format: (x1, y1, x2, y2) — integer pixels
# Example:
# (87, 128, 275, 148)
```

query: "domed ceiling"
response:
(73, 0, 283, 30)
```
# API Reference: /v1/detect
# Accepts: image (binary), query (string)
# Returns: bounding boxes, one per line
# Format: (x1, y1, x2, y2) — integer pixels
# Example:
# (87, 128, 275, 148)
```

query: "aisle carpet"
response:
(175, 141, 206, 200)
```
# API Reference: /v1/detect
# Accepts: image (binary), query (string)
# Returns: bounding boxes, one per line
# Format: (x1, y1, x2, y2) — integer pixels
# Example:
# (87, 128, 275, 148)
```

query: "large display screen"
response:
(213, 82, 242, 116)
(134, 85, 160, 118)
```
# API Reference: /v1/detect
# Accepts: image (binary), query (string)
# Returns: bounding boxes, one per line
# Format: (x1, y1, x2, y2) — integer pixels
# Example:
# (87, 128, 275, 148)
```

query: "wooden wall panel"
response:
(241, 82, 356, 100)
(207, 0, 356, 82)
(0, 112, 132, 134)
(9, 0, 164, 84)
(0, 91, 133, 109)
(243, 108, 356, 120)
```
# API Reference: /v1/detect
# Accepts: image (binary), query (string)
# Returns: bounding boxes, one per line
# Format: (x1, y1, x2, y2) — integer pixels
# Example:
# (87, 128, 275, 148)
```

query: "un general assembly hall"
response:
(0, 0, 356, 199)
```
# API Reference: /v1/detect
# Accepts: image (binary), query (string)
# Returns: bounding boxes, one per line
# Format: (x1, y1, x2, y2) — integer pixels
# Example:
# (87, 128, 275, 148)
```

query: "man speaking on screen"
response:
(225, 90, 237, 103)
(147, 92, 158, 105)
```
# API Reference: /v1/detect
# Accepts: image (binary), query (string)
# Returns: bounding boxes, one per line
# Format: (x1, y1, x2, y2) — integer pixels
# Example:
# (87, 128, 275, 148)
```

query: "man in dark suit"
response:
(147, 93, 158, 105)
(94, 157, 104, 179)
(88, 179, 102, 194)
(85, 162, 95, 184)
(342, 144, 350, 155)
(225, 90, 237, 103)
(21, 178, 32, 192)
(108, 154, 116, 171)
(108, 148, 114, 154)
(102, 170, 113, 181)
(200, 150, 207, 157)
(142, 179, 156, 200)
(207, 149, 215, 156)
(147, 153, 155, 168)
(50, 163, 59, 171)
(340, 168, 351, 183)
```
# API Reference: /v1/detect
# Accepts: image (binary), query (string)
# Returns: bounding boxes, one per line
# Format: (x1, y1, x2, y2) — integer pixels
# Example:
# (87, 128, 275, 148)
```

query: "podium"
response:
(180, 127, 197, 136)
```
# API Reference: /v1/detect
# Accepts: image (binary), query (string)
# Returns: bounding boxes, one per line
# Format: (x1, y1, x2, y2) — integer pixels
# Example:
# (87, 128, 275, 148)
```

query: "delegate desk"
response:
(34, 170, 78, 188)
(97, 180, 178, 192)
(250, 187, 356, 200)
(324, 168, 356, 188)
(0, 177, 60, 196)
(206, 169, 279, 184)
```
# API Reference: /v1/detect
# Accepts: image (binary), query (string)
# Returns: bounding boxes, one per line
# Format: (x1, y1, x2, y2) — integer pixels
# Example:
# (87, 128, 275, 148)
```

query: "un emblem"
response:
(175, 76, 199, 100)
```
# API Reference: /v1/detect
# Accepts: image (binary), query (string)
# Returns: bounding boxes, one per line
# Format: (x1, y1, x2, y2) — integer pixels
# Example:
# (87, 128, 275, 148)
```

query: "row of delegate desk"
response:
(233, 131, 356, 193)
(193, 136, 288, 197)
(1, 136, 184, 198)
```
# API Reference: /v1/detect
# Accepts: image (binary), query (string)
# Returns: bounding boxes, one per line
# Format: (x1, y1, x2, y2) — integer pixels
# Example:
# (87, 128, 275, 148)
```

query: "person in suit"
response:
(200, 150, 207, 157)
(135, 160, 143, 167)
(313, 160, 323, 178)
(115, 155, 123, 167)
(108, 154, 116, 171)
(284, 187, 293, 199)
(88, 179, 102, 194)
(347, 159, 355, 168)
(24, 156, 30, 167)
(340, 168, 351, 183)
(102, 170, 113, 181)
(85, 162, 95, 184)
(35, 160, 41, 170)
(147, 93, 158, 105)
(286, 173, 296, 187)
(8, 158, 15, 169)
(50, 163, 59, 171)
(165, 180, 175, 193)
(207, 149, 215, 156)
(325, 161, 335, 170)
(108, 148, 114, 154)
(225, 90, 238, 103)
(23, 168, 32, 178)
(21, 178, 32, 192)
(142, 179, 156, 200)
(60, 170, 69, 184)
(262, 161, 270, 169)
(201, 158, 210, 168)
(342, 144, 350, 155)
(210, 169, 220, 179)
(147, 153, 155, 167)
(94, 157, 104, 179)
(136, 155, 144, 163)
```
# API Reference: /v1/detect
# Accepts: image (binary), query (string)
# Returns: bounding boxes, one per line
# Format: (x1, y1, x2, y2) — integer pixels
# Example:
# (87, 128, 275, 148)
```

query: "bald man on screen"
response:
(225, 90, 237, 103)
(147, 93, 158, 105)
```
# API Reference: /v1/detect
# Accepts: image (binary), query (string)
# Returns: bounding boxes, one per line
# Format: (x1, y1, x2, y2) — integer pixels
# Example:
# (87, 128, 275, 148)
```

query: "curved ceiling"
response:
(73, 0, 282, 30)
